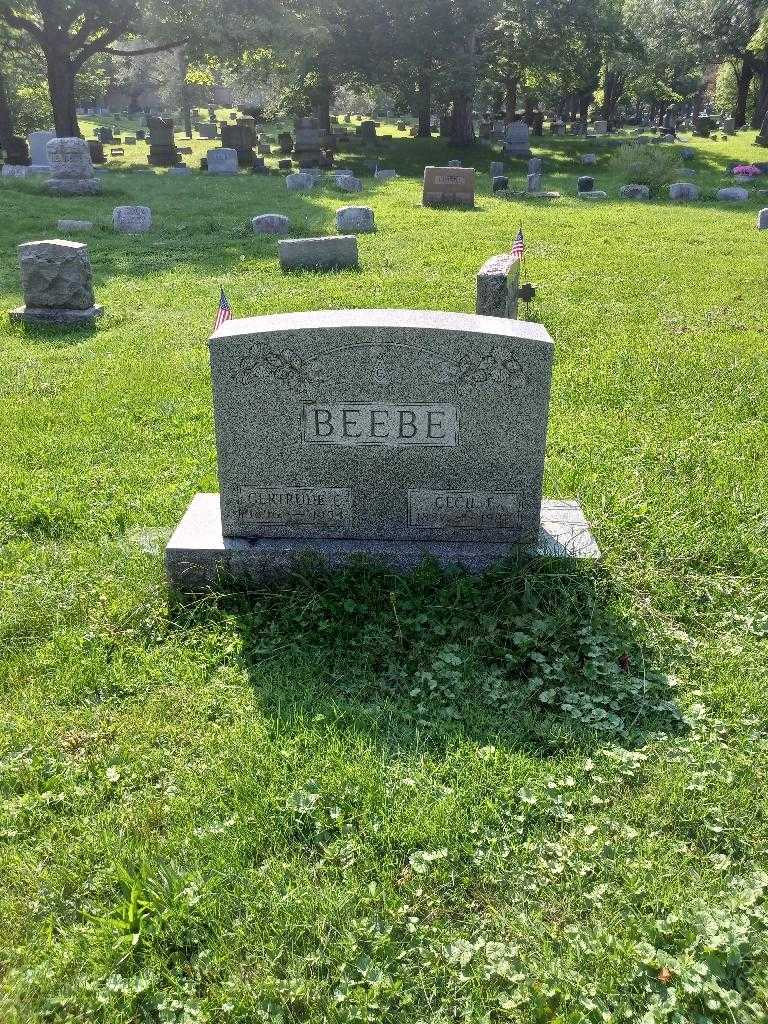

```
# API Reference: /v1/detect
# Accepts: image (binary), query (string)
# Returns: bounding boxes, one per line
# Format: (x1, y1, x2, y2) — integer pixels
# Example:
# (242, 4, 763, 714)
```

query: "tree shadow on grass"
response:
(171, 555, 686, 761)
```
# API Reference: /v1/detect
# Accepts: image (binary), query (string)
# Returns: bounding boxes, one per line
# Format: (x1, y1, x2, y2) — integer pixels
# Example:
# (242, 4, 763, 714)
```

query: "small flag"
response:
(511, 226, 525, 263)
(213, 288, 233, 331)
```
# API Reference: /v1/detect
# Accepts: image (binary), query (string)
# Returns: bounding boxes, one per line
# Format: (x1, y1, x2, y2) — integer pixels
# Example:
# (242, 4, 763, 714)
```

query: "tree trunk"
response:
(754, 70, 768, 128)
(449, 28, 476, 146)
(450, 92, 474, 146)
(312, 71, 333, 132)
(578, 92, 591, 122)
(416, 72, 431, 136)
(733, 56, 753, 128)
(504, 76, 517, 121)
(0, 66, 15, 150)
(177, 47, 192, 138)
(46, 49, 80, 136)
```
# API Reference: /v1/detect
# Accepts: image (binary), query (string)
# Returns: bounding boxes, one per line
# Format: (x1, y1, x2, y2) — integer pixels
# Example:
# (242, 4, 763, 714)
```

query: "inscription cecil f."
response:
(408, 490, 523, 531)
(236, 486, 352, 526)
(302, 403, 458, 447)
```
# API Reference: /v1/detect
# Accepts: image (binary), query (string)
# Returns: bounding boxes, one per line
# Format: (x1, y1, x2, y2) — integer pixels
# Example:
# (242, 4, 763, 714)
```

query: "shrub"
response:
(611, 142, 683, 195)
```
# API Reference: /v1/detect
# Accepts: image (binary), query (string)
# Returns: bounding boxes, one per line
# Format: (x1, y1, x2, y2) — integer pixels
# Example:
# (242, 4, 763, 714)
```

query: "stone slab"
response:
(278, 235, 359, 270)
(165, 493, 600, 590)
(208, 309, 552, 544)
(57, 219, 94, 232)
(10, 304, 103, 324)
(423, 166, 475, 206)
(476, 254, 521, 318)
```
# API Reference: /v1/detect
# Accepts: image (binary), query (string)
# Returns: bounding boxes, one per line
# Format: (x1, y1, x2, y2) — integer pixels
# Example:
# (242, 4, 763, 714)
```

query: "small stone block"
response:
(252, 214, 291, 235)
(336, 175, 362, 192)
(286, 171, 314, 191)
(57, 219, 94, 232)
(336, 206, 375, 233)
(582, 153, 597, 165)
(669, 182, 699, 200)
(619, 183, 650, 199)
(113, 205, 152, 232)
(374, 169, 397, 181)
(207, 148, 238, 174)
(757, 208, 768, 229)
(577, 190, 607, 199)
(476, 253, 521, 318)
(278, 235, 359, 270)
(717, 186, 748, 201)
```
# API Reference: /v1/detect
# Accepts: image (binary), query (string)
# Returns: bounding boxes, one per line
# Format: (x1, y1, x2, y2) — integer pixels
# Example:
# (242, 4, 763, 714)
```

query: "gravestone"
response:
(620, 183, 650, 199)
(147, 117, 180, 167)
(492, 175, 508, 192)
(4, 136, 30, 165)
(252, 214, 291, 235)
(278, 158, 293, 171)
(57, 219, 93, 232)
(476, 254, 520, 318)
(278, 132, 293, 155)
(294, 117, 323, 168)
(207, 148, 238, 175)
(577, 175, 594, 193)
(197, 123, 218, 140)
(358, 120, 377, 140)
(582, 153, 597, 165)
(593, 119, 607, 135)
(717, 186, 748, 201)
(578, 190, 607, 200)
(423, 166, 475, 206)
(221, 118, 256, 165)
(2, 164, 29, 178)
(757, 208, 768, 229)
(10, 239, 103, 324)
(165, 309, 598, 588)
(113, 205, 152, 232)
(503, 122, 531, 157)
(278, 235, 359, 271)
(527, 172, 542, 193)
(28, 130, 56, 171)
(490, 161, 505, 178)
(46, 137, 101, 195)
(375, 169, 397, 181)
(286, 171, 315, 191)
(528, 157, 542, 173)
(336, 206, 375, 233)
(336, 175, 362, 192)
(669, 182, 699, 200)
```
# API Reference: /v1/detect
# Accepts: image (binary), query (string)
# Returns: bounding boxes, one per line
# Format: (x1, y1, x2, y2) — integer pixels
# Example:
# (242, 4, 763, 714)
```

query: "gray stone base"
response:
(47, 178, 102, 195)
(10, 304, 104, 325)
(165, 493, 600, 591)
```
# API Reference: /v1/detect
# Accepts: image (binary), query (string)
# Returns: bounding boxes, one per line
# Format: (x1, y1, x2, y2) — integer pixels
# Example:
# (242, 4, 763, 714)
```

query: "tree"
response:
(0, 0, 194, 136)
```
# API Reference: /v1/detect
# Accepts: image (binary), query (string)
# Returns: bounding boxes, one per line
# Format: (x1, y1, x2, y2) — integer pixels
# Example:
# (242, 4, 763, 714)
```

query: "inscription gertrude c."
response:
(408, 490, 523, 532)
(302, 402, 458, 447)
(236, 486, 352, 526)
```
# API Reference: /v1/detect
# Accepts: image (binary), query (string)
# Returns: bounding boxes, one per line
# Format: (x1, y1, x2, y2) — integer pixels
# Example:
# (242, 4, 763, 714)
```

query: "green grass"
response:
(1, 120, 768, 1023)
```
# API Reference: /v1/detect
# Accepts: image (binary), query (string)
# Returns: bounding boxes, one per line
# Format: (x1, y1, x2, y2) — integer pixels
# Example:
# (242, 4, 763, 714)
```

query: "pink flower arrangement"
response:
(732, 164, 762, 176)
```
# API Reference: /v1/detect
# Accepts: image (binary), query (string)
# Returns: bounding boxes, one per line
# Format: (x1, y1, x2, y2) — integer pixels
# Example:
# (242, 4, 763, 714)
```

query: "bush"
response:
(611, 142, 683, 195)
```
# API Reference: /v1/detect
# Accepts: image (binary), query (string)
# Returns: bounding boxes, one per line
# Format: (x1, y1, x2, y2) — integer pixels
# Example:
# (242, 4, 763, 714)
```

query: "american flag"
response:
(213, 288, 233, 331)
(511, 226, 525, 263)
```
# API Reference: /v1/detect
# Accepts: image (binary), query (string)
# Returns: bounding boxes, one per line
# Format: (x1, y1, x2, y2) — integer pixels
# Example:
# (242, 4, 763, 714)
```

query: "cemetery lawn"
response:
(2, 122, 768, 1023)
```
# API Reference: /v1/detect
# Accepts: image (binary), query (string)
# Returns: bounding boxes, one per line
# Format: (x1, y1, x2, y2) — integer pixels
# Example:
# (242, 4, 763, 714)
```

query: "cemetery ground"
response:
(1, 120, 768, 1023)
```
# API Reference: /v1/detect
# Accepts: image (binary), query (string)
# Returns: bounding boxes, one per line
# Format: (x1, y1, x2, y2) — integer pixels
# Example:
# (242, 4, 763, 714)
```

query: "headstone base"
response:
(10, 304, 103, 325)
(165, 493, 600, 591)
(47, 178, 102, 195)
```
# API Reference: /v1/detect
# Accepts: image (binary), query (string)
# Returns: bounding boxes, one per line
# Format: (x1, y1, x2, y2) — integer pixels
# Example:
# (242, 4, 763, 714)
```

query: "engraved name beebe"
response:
(209, 310, 554, 544)
(302, 402, 458, 447)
